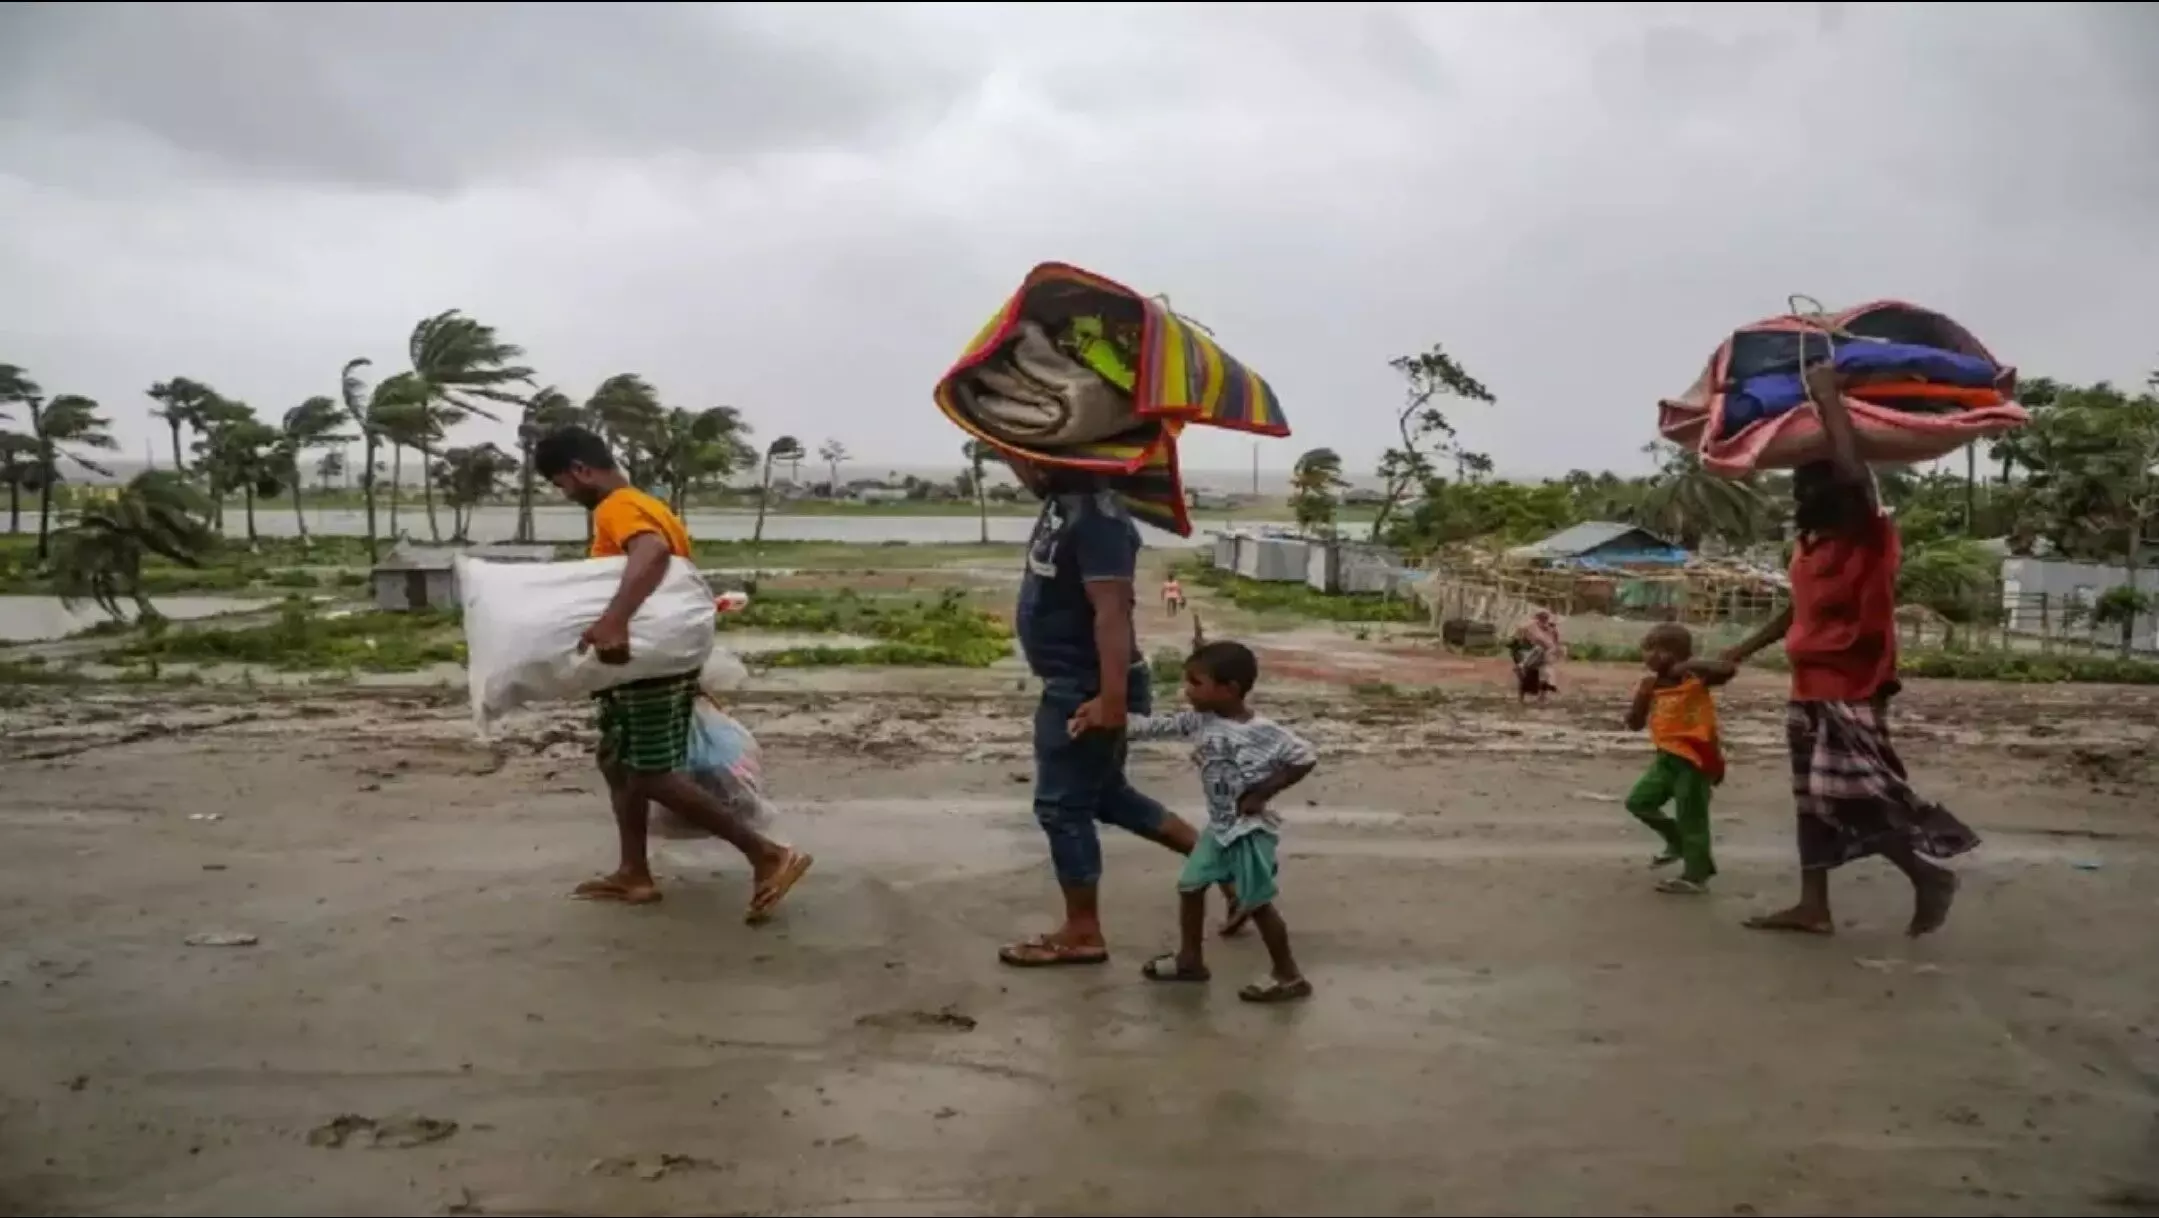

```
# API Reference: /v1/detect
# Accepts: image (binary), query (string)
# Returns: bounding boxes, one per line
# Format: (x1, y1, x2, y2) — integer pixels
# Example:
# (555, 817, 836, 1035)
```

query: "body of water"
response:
(0, 595, 268, 644)
(215, 506, 1291, 547)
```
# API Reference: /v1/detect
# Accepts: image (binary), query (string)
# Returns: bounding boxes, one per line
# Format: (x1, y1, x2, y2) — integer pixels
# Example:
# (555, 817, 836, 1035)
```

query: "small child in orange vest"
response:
(1162, 576, 1186, 616)
(1623, 623, 1735, 895)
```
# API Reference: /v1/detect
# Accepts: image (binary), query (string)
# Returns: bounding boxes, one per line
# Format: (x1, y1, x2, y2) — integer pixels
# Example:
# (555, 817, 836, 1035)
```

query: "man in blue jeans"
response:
(998, 463, 1204, 967)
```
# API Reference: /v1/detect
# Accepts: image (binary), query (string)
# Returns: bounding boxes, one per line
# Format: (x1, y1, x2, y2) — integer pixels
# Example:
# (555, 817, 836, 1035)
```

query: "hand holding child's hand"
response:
(1067, 697, 1127, 737)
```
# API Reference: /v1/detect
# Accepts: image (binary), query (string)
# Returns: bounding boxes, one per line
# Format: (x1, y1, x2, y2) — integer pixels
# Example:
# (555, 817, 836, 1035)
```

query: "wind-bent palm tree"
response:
(964, 439, 995, 543)
(368, 376, 434, 544)
(514, 385, 584, 542)
(433, 443, 518, 542)
(1290, 447, 1346, 536)
(405, 310, 534, 541)
(31, 394, 120, 562)
(338, 358, 385, 560)
(50, 471, 215, 624)
(146, 377, 217, 474)
(585, 373, 666, 486)
(278, 395, 353, 551)
(195, 404, 280, 547)
(753, 435, 804, 545)
(0, 432, 36, 534)
(1630, 442, 1766, 551)
(652, 406, 752, 515)
(818, 439, 850, 497)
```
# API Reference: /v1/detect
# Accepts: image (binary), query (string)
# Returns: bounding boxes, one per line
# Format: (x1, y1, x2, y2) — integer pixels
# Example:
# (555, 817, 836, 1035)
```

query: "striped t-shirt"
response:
(1127, 711, 1318, 844)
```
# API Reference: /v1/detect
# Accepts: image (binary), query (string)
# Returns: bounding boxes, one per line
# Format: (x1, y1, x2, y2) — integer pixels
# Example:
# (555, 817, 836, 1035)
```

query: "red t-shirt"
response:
(1786, 511, 1900, 703)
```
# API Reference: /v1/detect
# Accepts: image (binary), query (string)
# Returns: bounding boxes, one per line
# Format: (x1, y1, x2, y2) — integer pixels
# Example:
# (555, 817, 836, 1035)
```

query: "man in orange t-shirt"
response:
(531, 426, 811, 921)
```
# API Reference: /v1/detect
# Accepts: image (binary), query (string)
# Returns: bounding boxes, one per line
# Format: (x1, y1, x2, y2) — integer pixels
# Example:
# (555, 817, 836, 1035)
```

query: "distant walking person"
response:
(1162, 575, 1186, 616)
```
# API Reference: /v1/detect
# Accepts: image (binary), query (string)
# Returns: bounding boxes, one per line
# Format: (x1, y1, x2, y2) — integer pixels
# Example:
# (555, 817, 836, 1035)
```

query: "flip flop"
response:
(998, 935, 1110, 968)
(1141, 954, 1211, 983)
(1656, 878, 1708, 896)
(572, 876, 662, 905)
(1742, 912, 1834, 936)
(744, 850, 813, 925)
(1238, 977, 1313, 1004)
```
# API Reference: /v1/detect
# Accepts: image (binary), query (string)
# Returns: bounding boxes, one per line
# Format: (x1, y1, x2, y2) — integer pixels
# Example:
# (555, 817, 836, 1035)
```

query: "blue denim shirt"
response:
(1014, 491, 1140, 686)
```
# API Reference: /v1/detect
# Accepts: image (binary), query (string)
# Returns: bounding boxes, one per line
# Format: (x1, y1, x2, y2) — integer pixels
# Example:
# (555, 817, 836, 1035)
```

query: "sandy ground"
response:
(3, 669, 2159, 1218)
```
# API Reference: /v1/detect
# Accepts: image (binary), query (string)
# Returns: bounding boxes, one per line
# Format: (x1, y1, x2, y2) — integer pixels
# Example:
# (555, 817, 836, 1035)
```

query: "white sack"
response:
(699, 645, 750, 696)
(459, 554, 717, 733)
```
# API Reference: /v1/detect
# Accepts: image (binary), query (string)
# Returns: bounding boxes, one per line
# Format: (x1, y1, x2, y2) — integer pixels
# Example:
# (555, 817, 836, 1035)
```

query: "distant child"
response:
(1623, 623, 1733, 895)
(1087, 640, 1318, 1002)
(1162, 575, 1186, 616)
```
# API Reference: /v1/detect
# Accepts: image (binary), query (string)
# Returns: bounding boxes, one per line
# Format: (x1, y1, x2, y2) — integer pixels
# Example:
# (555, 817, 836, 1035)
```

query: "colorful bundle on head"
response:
(1658, 298, 2030, 478)
(932, 262, 1291, 536)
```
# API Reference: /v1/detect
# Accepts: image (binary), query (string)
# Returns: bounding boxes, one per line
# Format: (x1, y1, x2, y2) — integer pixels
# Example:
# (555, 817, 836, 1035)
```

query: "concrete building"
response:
(370, 543, 558, 612)
(1999, 557, 2157, 654)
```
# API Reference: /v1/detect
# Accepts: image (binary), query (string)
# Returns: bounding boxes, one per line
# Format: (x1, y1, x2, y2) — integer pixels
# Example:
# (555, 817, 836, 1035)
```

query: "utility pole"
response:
(1251, 442, 1259, 496)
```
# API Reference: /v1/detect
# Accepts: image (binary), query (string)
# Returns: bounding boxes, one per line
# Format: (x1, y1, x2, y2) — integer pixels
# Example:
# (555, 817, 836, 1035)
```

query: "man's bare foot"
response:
(572, 872, 661, 905)
(745, 848, 813, 924)
(1743, 906, 1834, 935)
(1908, 866, 1958, 937)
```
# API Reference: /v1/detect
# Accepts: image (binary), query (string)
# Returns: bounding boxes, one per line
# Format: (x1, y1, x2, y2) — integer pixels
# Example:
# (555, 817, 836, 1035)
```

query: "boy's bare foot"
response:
(572, 871, 661, 905)
(1743, 906, 1833, 935)
(745, 848, 813, 924)
(1908, 867, 1958, 937)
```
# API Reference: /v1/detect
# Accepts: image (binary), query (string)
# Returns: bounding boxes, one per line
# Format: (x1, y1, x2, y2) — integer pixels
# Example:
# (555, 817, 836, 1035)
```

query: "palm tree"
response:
(818, 439, 850, 497)
(1630, 443, 1766, 551)
(753, 435, 804, 544)
(195, 404, 280, 547)
(405, 310, 534, 541)
(145, 377, 217, 473)
(1290, 447, 1346, 536)
(338, 358, 385, 560)
(50, 471, 215, 624)
(651, 406, 752, 515)
(315, 450, 346, 489)
(585, 373, 666, 485)
(0, 432, 36, 534)
(432, 443, 518, 541)
(0, 364, 42, 535)
(30, 394, 120, 562)
(277, 395, 353, 551)
(514, 385, 583, 542)
(963, 439, 995, 543)
(368, 377, 434, 544)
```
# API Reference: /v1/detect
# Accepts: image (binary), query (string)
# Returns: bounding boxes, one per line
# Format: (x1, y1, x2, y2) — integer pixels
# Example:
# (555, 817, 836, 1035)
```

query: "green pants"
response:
(1626, 752, 1716, 883)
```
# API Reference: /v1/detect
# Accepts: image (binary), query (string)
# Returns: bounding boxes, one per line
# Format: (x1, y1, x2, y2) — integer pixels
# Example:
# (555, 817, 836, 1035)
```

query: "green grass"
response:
(105, 600, 466, 673)
(726, 588, 1013, 668)
(1182, 562, 1420, 624)
(1560, 639, 2159, 685)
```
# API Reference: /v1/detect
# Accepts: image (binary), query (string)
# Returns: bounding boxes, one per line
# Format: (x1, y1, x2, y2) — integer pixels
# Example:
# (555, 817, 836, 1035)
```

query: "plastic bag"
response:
(458, 554, 716, 733)
(699, 646, 749, 696)
(653, 701, 784, 843)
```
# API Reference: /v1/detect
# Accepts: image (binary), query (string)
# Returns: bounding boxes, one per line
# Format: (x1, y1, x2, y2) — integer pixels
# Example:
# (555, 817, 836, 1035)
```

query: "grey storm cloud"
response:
(1, 2, 2153, 481)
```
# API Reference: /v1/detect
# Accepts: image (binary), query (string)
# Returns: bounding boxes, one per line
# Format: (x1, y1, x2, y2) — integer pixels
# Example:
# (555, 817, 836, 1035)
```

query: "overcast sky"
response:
(3, 2, 2153, 480)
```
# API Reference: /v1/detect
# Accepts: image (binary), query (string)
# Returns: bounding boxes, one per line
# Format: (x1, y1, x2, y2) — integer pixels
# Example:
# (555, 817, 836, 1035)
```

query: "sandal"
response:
(1655, 877, 1708, 896)
(1238, 976, 1313, 1004)
(999, 935, 1110, 968)
(571, 875, 662, 905)
(745, 849, 813, 925)
(1743, 910, 1835, 936)
(1141, 953, 1210, 983)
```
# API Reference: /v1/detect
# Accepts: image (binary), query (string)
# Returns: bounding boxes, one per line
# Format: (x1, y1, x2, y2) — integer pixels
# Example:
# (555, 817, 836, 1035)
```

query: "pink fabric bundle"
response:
(1658, 300, 2029, 478)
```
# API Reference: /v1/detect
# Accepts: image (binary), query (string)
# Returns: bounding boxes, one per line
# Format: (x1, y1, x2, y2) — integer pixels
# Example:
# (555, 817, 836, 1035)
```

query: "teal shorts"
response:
(1178, 830, 1279, 909)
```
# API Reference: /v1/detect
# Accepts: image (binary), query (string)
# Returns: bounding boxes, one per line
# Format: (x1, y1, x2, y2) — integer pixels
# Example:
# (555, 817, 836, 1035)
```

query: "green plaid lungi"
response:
(594, 670, 699, 774)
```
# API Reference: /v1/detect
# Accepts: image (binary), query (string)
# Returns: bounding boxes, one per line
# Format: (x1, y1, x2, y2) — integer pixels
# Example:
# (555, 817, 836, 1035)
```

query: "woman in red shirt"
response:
(1723, 366, 1979, 937)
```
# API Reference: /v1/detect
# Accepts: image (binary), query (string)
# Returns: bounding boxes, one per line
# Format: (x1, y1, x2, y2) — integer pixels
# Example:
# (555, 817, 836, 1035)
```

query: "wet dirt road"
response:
(2, 685, 2157, 1216)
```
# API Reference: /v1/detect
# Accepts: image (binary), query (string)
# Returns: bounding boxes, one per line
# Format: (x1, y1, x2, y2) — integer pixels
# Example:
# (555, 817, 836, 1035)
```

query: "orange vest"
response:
(1648, 676, 1725, 784)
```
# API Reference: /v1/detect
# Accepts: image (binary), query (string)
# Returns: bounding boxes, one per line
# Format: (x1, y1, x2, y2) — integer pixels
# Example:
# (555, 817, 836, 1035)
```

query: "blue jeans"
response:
(1033, 667, 1171, 887)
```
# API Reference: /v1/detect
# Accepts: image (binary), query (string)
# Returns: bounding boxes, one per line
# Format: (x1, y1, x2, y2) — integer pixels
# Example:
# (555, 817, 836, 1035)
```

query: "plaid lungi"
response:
(1786, 699, 1980, 871)
(594, 670, 699, 774)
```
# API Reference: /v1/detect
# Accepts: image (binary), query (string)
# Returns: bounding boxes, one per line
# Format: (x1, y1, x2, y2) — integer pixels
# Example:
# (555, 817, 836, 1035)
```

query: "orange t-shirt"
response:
(1647, 675, 1725, 784)
(589, 487, 691, 560)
